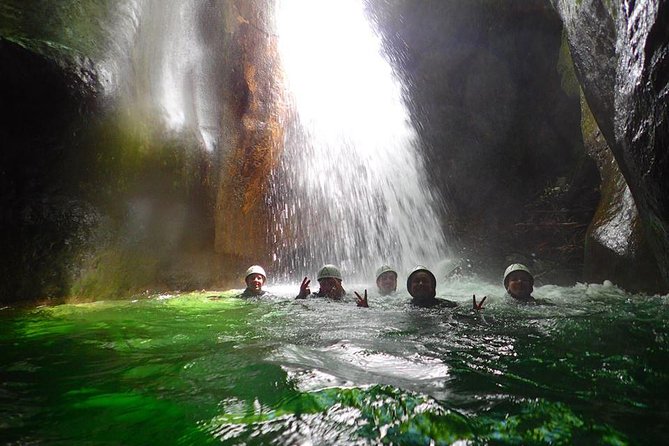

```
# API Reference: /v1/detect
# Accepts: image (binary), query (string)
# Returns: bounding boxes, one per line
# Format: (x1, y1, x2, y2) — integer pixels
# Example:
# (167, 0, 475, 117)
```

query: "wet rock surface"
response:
(553, 0, 669, 291)
(615, 0, 669, 288)
(214, 0, 285, 263)
(1, 0, 668, 300)
(581, 91, 664, 293)
(0, 38, 101, 302)
(369, 0, 599, 285)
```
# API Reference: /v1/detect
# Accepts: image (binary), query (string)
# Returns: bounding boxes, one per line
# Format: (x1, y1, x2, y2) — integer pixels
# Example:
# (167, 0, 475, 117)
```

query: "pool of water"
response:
(1, 280, 667, 445)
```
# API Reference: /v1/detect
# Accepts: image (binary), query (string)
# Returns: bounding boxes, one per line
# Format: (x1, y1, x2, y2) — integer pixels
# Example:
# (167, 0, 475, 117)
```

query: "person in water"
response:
(239, 265, 268, 298)
(296, 264, 347, 300)
(503, 263, 551, 304)
(406, 266, 457, 308)
(348, 265, 397, 307)
(375, 265, 398, 296)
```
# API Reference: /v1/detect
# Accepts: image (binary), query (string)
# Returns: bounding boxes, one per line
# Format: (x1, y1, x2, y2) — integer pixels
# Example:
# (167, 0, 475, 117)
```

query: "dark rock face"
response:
(581, 93, 664, 292)
(0, 38, 100, 302)
(0, 36, 221, 303)
(554, 0, 669, 291)
(369, 0, 599, 284)
(615, 0, 669, 288)
(551, 0, 618, 146)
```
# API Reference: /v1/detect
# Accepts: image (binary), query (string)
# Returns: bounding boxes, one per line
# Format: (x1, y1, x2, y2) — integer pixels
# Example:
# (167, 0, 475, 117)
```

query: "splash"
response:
(101, 0, 448, 279)
(271, 0, 448, 279)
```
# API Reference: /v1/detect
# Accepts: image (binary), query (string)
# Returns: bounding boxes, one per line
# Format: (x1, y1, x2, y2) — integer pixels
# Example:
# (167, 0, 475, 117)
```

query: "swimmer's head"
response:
(407, 266, 436, 300)
(376, 265, 397, 295)
(244, 265, 266, 294)
(317, 264, 344, 299)
(503, 263, 534, 300)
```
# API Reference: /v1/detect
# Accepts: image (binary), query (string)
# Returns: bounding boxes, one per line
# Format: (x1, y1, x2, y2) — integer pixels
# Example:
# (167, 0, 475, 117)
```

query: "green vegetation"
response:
(0, 0, 114, 58)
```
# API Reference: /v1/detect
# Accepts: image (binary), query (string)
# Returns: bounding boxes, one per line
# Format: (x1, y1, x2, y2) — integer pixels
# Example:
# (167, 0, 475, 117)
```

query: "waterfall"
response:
(105, 0, 223, 152)
(103, 0, 448, 281)
(271, 0, 448, 279)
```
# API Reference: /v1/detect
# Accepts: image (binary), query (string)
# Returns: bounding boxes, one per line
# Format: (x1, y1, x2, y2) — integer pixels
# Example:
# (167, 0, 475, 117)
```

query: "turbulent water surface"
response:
(1, 279, 667, 445)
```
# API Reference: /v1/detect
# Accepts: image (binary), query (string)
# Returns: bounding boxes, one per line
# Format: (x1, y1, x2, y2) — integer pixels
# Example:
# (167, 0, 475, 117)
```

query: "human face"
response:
(409, 272, 435, 300)
(318, 277, 344, 299)
(245, 273, 265, 294)
(376, 271, 397, 295)
(506, 271, 533, 300)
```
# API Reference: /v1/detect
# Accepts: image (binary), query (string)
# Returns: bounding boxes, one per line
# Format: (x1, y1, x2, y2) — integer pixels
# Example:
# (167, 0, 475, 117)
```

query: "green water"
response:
(1, 282, 667, 445)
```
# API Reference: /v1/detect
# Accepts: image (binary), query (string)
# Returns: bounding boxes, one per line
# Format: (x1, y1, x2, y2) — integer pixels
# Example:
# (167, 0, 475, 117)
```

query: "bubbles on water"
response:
(275, 340, 449, 395)
(3, 284, 667, 443)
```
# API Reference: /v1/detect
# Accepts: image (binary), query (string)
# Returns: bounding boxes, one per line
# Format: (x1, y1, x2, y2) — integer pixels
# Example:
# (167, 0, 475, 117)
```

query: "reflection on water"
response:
(1, 281, 667, 444)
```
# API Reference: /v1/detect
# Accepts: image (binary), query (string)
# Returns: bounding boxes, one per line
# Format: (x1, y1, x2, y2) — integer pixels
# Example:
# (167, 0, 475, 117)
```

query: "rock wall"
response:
(369, 0, 600, 284)
(615, 1, 669, 289)
(581, 89, 664, 292)
(553, 0, 669, 291)
(214, 0, 286, 265)
(0, 38, 101, 302)
(2, 0, 668, 301)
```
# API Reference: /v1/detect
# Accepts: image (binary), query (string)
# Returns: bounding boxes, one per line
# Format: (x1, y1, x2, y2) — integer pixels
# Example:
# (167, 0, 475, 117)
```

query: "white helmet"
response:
(375, 265, 397, 280)
(245, 265, 266, 280)
(317, 264, 342, 281)
(503, 263, 533, 287)
(407, 265, 437, 289)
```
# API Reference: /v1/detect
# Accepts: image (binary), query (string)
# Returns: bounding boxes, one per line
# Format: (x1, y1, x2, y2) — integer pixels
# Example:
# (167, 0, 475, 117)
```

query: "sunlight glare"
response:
(276, 0, 408, 157)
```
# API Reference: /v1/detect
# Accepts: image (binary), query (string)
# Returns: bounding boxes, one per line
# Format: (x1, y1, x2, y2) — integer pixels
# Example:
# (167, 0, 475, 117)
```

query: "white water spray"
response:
(106, 0, 222, 152)
(272, 0, 448, 279)
(103, 0, 449, 279)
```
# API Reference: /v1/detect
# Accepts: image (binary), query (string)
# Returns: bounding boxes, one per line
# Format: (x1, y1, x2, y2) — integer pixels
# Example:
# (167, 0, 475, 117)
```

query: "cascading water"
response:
(3, 3, 669, 444)
(102, 0, 448, 280)
(271, 0, 449, 279)
(106, 0, 223, 152)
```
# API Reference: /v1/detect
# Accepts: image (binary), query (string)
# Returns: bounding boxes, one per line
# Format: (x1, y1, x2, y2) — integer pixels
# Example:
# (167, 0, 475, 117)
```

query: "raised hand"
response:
(296, 277, 311, 299)
(355, 289, 369, 307)
(473, 294, 487, 310)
